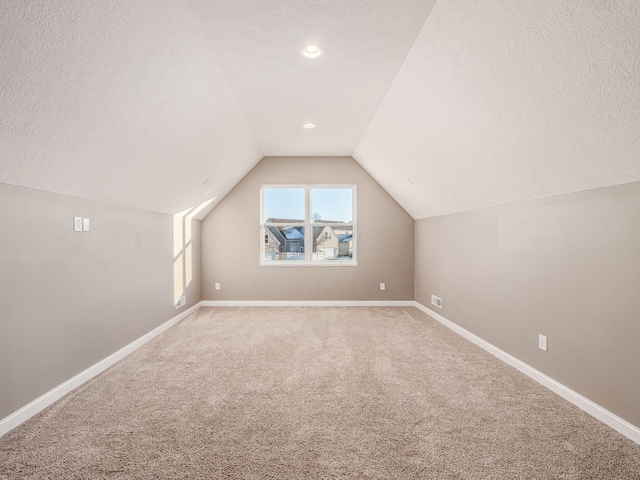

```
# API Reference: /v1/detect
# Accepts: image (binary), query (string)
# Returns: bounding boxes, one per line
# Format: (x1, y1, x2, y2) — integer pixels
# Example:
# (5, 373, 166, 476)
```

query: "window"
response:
(261, 185, 356, 265)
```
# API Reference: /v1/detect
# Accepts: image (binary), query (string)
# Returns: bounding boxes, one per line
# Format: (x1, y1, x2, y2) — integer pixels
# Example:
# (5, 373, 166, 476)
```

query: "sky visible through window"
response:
(264, 187, 353, 223)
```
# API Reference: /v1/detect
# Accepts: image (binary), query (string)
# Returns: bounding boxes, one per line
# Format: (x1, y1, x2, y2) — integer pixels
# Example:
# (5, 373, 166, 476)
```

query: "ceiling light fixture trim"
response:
(301, 45, 324, 59)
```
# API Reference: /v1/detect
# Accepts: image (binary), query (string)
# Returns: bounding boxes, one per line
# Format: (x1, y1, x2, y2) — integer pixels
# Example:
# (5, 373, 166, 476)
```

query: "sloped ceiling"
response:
(355, 1, 640, 219)
(1, 1, 639, 218)
(187, 0, 437, 156)
(0, 1, 263, 215)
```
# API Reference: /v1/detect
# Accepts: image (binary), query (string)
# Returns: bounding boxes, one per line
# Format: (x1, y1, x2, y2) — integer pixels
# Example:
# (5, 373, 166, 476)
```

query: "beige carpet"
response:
(1, 307, 639, 479)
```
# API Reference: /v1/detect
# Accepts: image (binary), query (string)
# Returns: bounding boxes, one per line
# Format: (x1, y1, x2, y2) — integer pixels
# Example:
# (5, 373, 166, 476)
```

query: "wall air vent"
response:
(431, 295, 442, 308)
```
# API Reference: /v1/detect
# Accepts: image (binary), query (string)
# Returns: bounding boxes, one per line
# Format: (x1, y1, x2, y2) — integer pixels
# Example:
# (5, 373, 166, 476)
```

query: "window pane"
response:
(312, 226, 353, 261)
(264, 188, 305, 223)
(311, 188, 353, 223)
(263, 226, 305, 261)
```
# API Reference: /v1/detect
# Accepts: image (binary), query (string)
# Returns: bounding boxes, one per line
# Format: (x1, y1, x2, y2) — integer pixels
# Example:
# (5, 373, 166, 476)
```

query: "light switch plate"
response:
(539, 334, 548, 352)
(82, 218, 90, 231)
(73, 217, 83, 232)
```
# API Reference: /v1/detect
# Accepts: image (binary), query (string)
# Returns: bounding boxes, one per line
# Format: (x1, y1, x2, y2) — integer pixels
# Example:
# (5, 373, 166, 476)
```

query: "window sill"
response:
(259, 261, 358, 267)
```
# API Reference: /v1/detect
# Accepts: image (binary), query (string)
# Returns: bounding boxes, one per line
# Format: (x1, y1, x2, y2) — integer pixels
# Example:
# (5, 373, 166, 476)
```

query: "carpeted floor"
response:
(1, 306, 639, 479)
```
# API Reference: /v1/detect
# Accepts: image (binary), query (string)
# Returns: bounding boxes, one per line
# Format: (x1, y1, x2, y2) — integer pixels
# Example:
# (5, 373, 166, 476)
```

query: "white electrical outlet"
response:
(431, 295, 442, 308)
(379, 283, 385, 291)
(215, 283, 221, 290)
(538, 334, 548, 352)
(82, 218, 90, 231)
(73, 217, 83, 232)
(175, 295, 186, 309)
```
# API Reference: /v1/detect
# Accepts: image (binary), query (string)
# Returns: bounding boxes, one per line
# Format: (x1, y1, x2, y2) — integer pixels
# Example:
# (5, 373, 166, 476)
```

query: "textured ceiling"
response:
(1, 1, 639, 218)
(355, 0, 640, 219)
(187, 0, 437, 156)
(0, 1, 262, 215)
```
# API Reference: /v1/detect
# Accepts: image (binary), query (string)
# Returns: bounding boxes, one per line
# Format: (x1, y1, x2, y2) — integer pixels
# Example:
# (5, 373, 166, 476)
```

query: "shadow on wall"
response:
(173, 198, 214, 305)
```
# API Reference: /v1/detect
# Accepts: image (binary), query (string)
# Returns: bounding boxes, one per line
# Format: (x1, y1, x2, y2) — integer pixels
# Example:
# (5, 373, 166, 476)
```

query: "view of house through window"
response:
(261, 186, 355, 264)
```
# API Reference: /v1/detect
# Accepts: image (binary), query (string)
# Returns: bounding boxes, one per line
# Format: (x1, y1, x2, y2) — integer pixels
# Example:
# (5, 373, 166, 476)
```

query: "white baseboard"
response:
(4, 300, 638, 447)
(412, 301, 640, 446)
(0, 302, 202, 438)
(201, 300, 415, 307)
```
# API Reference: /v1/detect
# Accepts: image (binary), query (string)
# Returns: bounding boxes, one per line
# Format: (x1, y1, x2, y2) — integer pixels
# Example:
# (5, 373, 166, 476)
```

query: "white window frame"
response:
(260, 184, 357, 266)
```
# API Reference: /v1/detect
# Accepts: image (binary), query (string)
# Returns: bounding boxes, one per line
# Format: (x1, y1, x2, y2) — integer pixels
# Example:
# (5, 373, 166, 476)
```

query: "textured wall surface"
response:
(414, 181, 640, 428)
(202, 157, 414, 301)
(356, 0, 640, 218)
(0, 182, 202, 420)
(0, 1, 262, 215)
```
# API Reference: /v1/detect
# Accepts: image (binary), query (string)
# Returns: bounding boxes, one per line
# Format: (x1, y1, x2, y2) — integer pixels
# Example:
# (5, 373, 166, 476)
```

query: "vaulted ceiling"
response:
(1, 1, 639, 219)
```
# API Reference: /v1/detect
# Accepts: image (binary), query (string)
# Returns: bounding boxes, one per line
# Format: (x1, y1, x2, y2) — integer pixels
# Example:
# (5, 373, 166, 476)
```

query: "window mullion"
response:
(306, 186, 311, 261)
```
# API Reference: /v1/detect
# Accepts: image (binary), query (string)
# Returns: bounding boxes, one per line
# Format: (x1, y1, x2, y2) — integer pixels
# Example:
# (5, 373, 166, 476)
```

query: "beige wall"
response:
(202, 157, 414, 300)
(0, 183, 201, 420)
(415, 182, 640, 428)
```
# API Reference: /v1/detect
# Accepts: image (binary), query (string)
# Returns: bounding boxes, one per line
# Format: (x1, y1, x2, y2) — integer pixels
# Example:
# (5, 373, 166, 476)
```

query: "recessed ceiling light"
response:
(302, 123, 316, 129)
(301, 45, 323, 59)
